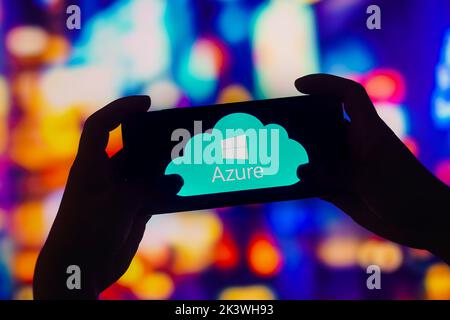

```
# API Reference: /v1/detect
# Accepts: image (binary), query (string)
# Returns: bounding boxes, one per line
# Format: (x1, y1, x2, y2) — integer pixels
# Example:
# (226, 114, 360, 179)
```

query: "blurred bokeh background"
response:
(1, 0, 450, 300)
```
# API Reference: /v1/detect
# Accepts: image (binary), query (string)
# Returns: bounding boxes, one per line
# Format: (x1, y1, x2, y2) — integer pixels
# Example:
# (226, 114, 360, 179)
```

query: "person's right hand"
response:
(295, 74, 450, 264)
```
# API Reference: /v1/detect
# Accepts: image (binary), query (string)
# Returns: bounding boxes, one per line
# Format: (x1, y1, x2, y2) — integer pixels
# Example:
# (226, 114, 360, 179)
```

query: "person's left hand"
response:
(34, 96, 152, 299)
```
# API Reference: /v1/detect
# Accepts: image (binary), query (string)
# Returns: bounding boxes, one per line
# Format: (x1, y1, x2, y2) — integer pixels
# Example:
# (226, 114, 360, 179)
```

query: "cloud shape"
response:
(165, 112, 309, 196)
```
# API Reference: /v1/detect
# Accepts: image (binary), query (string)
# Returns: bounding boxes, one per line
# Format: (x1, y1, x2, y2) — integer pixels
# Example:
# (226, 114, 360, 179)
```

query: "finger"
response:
(323, 193, 423, 249)
(86, 178, 148, 256)
(110, 214, 151, 282)
(77, 95, 151, 162)
(97, 214, 151, 291)
(120, 214, 151, 262)
(295, 74, 378, 124)
(164, 174, 184, 195)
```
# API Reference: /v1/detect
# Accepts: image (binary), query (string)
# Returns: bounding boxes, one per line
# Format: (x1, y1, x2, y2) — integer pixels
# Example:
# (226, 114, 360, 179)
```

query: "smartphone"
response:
(121, 95, 346, 214)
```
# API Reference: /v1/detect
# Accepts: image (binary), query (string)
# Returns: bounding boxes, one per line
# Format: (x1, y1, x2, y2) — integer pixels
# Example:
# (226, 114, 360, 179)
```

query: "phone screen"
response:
(122, 95, 346, 214)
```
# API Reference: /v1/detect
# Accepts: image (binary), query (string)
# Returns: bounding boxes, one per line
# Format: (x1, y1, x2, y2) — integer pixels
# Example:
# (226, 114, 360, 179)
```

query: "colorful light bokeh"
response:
(0, 0, 449, 300)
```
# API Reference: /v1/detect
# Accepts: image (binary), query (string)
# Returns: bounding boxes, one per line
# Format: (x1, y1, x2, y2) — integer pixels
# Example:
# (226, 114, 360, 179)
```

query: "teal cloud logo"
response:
(165, 113, 309, 196)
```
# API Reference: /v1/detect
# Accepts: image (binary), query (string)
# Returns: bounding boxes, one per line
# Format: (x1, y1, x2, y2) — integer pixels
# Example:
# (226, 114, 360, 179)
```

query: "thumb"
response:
(295, 73, 379, 126)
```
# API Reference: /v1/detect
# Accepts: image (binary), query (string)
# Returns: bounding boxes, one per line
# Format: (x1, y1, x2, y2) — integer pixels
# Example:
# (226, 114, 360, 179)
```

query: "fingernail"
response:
(138, 95, 151, 105)
(134, 95, 151, 111)
(295, 77, 306, 89)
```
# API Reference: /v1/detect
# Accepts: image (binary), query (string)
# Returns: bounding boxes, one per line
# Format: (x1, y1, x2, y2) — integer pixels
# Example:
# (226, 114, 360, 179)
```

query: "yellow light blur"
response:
(357, 239, 403, 273)
(424, 263, 450, 300)
(118, 255, 145, 287)
(41, 35, 71, 64)
(132, 272, 174, 300)
(219, 285, 275, 300)
(6, 26, 49, 58)
(172, 245, 214, 274)
(171, 213, 222, 274)
(11, 72, 40, 114)
(248, 237, 282, 276)
(13, 250, 39, 283)
(142, 211, 223, 274)
(12, 202, 46, 247)
(0, 76, 8, 154)
(14, 286, 34, 300)
(217, 84, 252, 104)
(317, 236, 359, 268)
(11, 109, 81, 171)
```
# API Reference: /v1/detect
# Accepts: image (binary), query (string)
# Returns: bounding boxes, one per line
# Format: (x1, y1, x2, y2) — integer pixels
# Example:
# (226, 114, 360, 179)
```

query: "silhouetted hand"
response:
(296, 74, 450, 264)
(33, 96, 151, 299)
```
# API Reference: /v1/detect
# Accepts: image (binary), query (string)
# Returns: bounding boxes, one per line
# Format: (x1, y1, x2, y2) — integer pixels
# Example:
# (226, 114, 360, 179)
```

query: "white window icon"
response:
(221, 134, 248, 160)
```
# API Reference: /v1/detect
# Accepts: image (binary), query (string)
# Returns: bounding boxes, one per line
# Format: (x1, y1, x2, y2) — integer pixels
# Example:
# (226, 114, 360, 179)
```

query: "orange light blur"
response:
(12, 202, 46, 247)
(248, 235, 282, 277)
(13, 250, 39, 283)
(217, 84, 252, 104)
(41, 162, 72, 190)
(364, 70, 405, 103)
(215, 232, 239, 269)
(10, 109, 81, 171)
(41, 35, 71, 64)
(106, 124, 123, 158)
